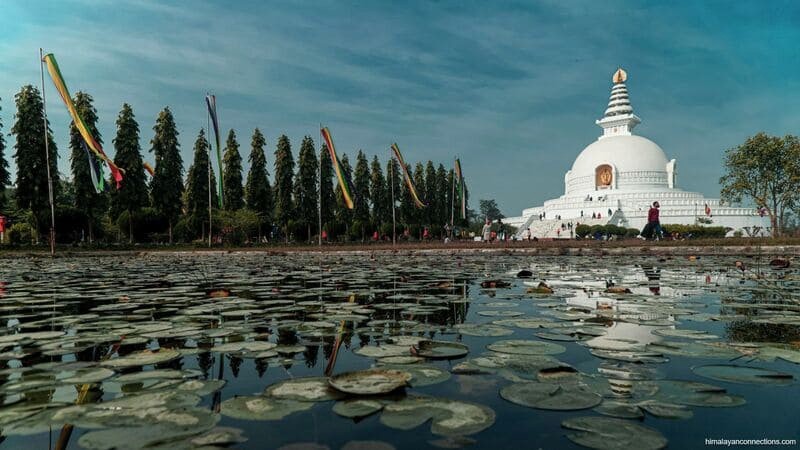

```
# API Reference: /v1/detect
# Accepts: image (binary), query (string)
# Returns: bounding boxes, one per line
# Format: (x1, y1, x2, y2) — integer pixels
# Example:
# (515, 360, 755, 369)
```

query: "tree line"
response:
(0, 86, 472, 245)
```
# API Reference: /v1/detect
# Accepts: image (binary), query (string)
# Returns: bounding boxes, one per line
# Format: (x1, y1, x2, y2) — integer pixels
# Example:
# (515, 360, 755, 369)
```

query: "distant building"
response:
(506, 68, 769, 238)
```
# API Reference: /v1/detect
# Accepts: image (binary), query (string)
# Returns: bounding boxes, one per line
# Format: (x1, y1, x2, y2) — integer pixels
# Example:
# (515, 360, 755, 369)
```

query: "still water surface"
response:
(1, 253, 798, 449)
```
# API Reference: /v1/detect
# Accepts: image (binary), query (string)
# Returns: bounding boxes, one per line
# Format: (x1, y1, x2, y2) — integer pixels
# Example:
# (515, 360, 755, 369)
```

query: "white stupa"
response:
(506, 68, 769, 238)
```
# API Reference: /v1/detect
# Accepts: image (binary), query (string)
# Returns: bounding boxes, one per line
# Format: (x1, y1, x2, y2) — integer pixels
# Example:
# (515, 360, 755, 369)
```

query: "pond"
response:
(0, 252, 799, 449)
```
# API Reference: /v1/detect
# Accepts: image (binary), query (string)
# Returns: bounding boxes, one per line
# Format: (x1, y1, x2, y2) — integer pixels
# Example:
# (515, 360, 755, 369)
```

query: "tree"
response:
(185, 129, 218, 217)
(479, 199, 504, 222)
(399, 162, 416, 227)
(12, 85, 59, 237)
(435, 163, 449, 227)
(109, 104, 148, 242)
(335, 154, 353, 233)
(150, 107, 183, 243)
(319, 143, 335, 236)
(353, 150, 371, 235)
(370, 155, 387, 228)
(293, 136, 318, 241)
(720, 132, 800, 236)
(273, 134, 294, 241)
(424, 161, 437, 227)
(0, 97, 9, 212)
(386, 158, 401, 232)
(413, 162, 426, 229)
(222, 129, 244, 211)
(68, 91, 106, 242)
(245, 129, 273, 236)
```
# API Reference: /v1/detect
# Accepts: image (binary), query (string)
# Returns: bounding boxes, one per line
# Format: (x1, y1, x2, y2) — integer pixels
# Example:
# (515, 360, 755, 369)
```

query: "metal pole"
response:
(207, 94, 212, 248)
(39, 49, 56, 256)
(318, 125, 322, 247)
(390, 155, 396, 246)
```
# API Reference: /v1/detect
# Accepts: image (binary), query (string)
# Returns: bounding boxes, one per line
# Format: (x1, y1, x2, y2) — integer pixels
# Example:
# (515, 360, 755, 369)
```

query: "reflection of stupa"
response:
(507, 68, 769, 238)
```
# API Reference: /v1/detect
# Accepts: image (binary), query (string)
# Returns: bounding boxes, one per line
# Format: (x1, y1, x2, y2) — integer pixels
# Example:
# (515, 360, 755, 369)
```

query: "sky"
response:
(1, 0, 799, 216)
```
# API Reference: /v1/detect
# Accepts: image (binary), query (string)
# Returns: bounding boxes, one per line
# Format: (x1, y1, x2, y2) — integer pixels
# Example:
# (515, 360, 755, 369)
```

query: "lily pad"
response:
(500, 382, 601, 410)
(380, 396, 495, 436)
(329, 369, 411, 395)
(221, 395, 313, 420)
(488, 339, 565, 356)
(102, 349, 182, 369)
(691, 365, 794, 385)
(413, 340, 469, 359)
(454, 324, 513, 337)
(265, 377, 345, 402)
(562, 416, 668, 450)
(332, 399, 385, 418)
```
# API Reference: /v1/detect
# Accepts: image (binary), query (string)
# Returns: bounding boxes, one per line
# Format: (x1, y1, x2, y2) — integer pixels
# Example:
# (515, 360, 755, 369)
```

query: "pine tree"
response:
(185, 129, 218, 217)
(335, 154, 353, 233)
(385, 158, 401, 236)
(353, 150, 371, 233)
(12, 85, 59, 237)
(436, 164, 449, 226)
(69, 92, 106, 242)
(0, 97, 9, 212)
(424, 160, 437, 227)
(150, 107, 184, 243)
(293, 136, 318, 241)
(319, 143, 335, 236)
(273, 135, 295, 241)
(109, 104, 148, 243)
(413, 163, 427, 227)
(245, 129, 273, 236)
(399, 163, 416, 228)
(222, 129, 244, 210)
(436, 164, 453, 226)
(369, 155, 387, 229)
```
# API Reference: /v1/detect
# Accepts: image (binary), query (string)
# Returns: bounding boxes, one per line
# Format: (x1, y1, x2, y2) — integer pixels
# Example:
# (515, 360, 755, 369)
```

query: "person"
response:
(482, 219, 491, 243)
(523, 227, 531, 241)
(0, 215, 5, 244)
(373, 230, 379, 241)
(444, 223, 451, 239)
(497, 219, 506, 242)
(556, 228, 561, 238)
(591, 212, 596, 219)
(643, 201, 663, 240)
(608, 208, 612, 217)
(422, 227, 430, 240)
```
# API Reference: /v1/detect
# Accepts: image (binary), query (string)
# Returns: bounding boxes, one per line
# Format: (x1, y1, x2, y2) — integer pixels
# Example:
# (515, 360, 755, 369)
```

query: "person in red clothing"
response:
(0, 215, 5, 244)
(645, 201, 663, 240)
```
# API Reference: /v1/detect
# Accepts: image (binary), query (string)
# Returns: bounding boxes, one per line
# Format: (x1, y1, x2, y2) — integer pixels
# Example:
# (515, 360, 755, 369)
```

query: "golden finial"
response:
(612, 67, 627, 84)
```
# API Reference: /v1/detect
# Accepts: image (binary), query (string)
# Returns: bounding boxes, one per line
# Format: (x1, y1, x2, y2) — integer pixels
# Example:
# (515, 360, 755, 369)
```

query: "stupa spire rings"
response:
(596, 67, 640, 139)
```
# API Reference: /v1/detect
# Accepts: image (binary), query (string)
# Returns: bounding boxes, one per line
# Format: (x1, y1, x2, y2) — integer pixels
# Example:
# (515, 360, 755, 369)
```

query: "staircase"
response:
(515, 216, 614, 239)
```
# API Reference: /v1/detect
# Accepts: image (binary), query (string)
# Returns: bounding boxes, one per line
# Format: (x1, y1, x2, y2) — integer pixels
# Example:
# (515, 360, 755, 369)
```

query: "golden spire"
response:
(612, 67, 627, 84)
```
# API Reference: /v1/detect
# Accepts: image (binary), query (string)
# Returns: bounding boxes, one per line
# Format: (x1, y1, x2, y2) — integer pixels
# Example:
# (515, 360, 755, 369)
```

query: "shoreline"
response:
(1, 239, 798, 258)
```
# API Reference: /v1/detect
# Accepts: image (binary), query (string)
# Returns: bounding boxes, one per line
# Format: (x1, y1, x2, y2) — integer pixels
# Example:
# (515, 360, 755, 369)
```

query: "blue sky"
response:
(1, 0, 799, 216)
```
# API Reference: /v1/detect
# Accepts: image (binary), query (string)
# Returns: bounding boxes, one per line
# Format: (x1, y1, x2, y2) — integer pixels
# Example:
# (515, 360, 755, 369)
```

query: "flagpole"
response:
(39, 49, 56, 256)
(207, 94, 212, 248)
(390, 152, 396, 246)
(318, 124, 322, 247)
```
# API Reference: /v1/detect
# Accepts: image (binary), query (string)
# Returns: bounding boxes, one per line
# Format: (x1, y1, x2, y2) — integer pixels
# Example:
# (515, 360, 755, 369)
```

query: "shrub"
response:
(661, 224, 727, 239)
(7, 223, 35, 245)
(116, 208, 168, 242)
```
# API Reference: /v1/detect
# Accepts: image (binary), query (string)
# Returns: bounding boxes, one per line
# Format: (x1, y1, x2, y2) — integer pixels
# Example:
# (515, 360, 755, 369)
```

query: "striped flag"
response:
(320, 127, 354, 209)
(454, 158, 466, 219)
(42, 53, 124, 188)
(390, 143, 425, 208)
(205, 94, 223, 207)
(143, 162, 155, 177)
